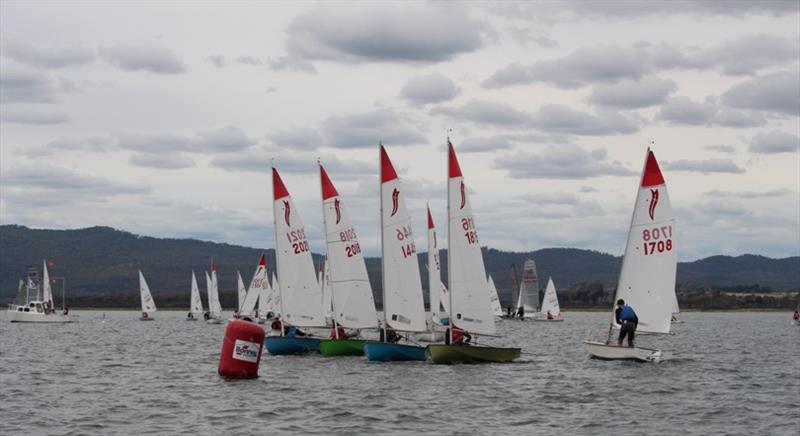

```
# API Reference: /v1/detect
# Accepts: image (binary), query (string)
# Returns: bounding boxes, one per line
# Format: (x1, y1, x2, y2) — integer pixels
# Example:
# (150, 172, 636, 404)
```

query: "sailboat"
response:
(488, 275, 504, 318)
(514, 259, 540, 319)
(235, 270, 247, 318)
(139, 270, 157, 321)
(187, 271, 203, 321)
(6, 260, 75, 323)
(427, 140, 521, 363)
(239, 253, 269, 322)
(534, 277, 563, 322)
(412, 205, 449, 343)
(206, 261, 223, 324)
(257, 255, 271, 324)
(363, 145, 429, 361)
(670, 290, 683, 324)
(264, 167, 326, 355)
(583, 148, 677, 362)
(317, 162, 381, 357)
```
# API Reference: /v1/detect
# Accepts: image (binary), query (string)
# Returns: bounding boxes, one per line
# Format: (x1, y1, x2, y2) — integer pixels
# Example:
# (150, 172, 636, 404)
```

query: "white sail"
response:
(139, 270, 157, 314)
(272, 167, 326, 327)
(379, 146, 426, 332)
(257, 257, 270, 317)
(241, 254, 268, 317)
(447, 141, 495, 336)
(190, 271, 203, 316)
(518, 259, 539, 313)
(42, 259, 53, 308)
(427, 205, 450, 323)
(320, 164, 378, 329)
(321, 258, 333, 320)
(671, 291, 680, 315)
(271, 272, 282, 315)
(208, 264, 222, 318)
(614, 148, 677, 334)
(540, 277, 560, 317)
(488, 275, 503, 316)
(236, 271, 247, 312)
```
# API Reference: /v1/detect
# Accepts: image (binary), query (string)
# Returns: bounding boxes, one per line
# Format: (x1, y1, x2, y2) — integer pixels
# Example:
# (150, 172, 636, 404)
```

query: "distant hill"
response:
(1, 225, 798, 307)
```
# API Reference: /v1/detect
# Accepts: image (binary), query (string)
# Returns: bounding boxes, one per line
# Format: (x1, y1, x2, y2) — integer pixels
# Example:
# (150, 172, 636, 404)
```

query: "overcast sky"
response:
(1, 1, 798, 261)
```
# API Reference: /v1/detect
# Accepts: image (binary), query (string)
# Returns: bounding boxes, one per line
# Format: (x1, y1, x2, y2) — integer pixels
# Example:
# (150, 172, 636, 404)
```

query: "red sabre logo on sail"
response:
(390, 188, 400, 216)
(460, 181, 466, 209)
(648, 189, 659, 220)
(334, 198, 341, 224)
(283, 200, 291, 226)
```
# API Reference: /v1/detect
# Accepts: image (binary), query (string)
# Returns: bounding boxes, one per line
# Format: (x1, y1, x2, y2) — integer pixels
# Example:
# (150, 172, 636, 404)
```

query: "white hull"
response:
(6, 310, 77, 323)
(583, 340, 670, 362)
(411, 331, 446, 343)
(206, 317, 223, 325)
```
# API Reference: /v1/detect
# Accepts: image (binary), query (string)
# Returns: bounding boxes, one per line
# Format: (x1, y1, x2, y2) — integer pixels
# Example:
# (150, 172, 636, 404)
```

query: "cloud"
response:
(530, 105, 640, 135)
(494, 145, 636, 179)
(99, 44, 186, 74)
(749, 130, 800, 154)
(281, 3, 486, 65)
(588, 76, 677, 109)
(266, 56, 316, 73)
(2, 162, 150, 195)
(207, 54, 227, 67)
(662, 158, 745, 174)
(720, 69, 800, 116)
(516, 192, 579, 205)
(704, 189, 793, 199)
(507, 28, 558, 48)
(703, 144, 737, 154)
(116, 126, 254, 153)
(400, 74, 459, 105)
(236, 56, 263, 66)
(432, 99, 531, 126)
(458, 135, 515, 153)
(655, 96, 718, 125)
(321, 109, 427, 148)
(269, 128, 324, 150)
(211, 148, 369, 177)
(712, 108, 766, 128)
(0, 61, 57, 103)
(0, 106, 70, 124)
(129, 153, 195, 169)
(1, 36, 95, 68)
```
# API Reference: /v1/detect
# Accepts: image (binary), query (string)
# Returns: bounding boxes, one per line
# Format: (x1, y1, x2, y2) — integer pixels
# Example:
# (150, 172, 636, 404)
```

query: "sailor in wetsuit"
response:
(615, 299, 638, 348)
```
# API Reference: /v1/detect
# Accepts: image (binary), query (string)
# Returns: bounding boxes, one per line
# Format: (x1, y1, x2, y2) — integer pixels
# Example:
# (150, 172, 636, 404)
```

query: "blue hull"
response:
(264, 336, 320, 355)
(363, 341, 426, 361)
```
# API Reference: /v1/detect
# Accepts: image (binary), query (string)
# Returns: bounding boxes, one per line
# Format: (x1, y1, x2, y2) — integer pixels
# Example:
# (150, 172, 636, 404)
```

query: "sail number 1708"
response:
(642, 225, 673, 255)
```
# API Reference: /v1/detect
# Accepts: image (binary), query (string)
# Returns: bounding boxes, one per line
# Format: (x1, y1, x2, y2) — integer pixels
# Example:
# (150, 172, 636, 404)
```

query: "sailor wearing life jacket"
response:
(615, 299, 638, 348)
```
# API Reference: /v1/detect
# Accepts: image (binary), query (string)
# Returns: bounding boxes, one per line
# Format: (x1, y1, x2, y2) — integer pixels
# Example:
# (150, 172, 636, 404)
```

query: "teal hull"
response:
(427, 344, 521, 364)
(318, 339, 365, 356)
(264, 336, 320, 355)
(363, 341, 426, 361)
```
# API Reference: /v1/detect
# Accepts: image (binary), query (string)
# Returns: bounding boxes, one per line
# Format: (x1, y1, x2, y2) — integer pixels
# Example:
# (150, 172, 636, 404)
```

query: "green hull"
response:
(427, 344, 521, 364)
(318, 339, 365, 356)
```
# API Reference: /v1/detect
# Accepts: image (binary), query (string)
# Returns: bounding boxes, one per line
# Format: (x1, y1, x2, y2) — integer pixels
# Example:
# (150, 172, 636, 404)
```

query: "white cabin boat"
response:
(6, 260, 76, 323)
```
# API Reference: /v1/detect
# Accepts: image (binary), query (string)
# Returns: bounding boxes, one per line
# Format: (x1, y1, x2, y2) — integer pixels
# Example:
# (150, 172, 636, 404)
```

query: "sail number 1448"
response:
(642, 225, 673, 255)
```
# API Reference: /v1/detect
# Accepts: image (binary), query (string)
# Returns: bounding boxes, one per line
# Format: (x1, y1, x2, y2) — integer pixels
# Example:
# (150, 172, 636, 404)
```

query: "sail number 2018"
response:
(642, 225, 673, 255)
(462, 217, 479, 245)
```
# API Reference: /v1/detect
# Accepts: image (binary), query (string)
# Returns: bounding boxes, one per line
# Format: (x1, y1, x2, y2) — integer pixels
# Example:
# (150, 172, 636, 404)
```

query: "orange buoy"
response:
(218, 319, 265, 379)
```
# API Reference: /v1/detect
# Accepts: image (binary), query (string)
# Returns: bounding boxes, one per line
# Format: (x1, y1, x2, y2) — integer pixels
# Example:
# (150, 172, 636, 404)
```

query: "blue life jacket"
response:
(620, 305, 637, 321)
(286, 326, 297, 337)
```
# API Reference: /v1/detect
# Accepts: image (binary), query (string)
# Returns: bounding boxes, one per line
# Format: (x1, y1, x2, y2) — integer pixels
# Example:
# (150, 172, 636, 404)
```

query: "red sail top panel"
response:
(427, 205, 435, 229)
(380, 145, 398, 183)
(273, 167, 290, 200)
(320, 164, 339, 200)
(258, 253, 266, 266)
(641, 149, 665, 187)
(448, 141, 462, 179)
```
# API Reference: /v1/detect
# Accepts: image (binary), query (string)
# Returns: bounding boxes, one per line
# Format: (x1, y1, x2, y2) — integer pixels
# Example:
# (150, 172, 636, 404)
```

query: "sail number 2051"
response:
(642, 225, 673, 255)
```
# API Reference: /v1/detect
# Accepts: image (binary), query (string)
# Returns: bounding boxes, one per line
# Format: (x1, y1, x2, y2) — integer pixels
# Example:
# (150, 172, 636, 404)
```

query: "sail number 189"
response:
(642, 225, 673, 255)
(462, 217, 479, 245)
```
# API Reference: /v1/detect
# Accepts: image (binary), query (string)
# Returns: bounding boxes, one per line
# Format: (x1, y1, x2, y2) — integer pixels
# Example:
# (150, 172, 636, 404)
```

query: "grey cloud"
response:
(0, 62, 57, 103)
(2, 163, 150, 195)
(283, 3, 486, 65)
(432, 99, 531, 126)
(459, 136, 514, 153)
(704, 189, 793, 199)
(208, 54, 227, 67)
(480, 62, 535, 89)
(655, 96, 717, 125)
(270, 128, 324, 150)
(531, 105, 639, 135)
(750, 130, 800, 154)
(2, 36, 95, 68)
(401, 74, 459, 105)
(99, 44, 186, 74)
(580, 186, 598, 193)
(653, 35, 799, 75)
(494, 145, 636, 179)
(267, 56, 316, 73)
(589, 76, 677, 109)
(662, 159, 745, 174)
(236, 56, 263, 66)
(507, 28, 558, 48)
(516, 192, 579, 205)
(720, 70, 800, 116)
(1, 106, 70, 124)
(703, 144, 737, 154)
(322, 109, 426, 148)
(117, 126, 254, 153)
(130, 153, 195, 169)
(713, 108, 766, 128)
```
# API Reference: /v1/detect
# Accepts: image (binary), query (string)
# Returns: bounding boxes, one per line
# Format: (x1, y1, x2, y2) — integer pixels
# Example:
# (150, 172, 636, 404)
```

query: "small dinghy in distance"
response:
(264, 167, 326, 355)
(139, 270, 157, 321)
(533, 277, 563, 322)
(315, 162, 380, 357)
(363, 146, 429, 361)
(427, 140, 520, 364)
(187, 271, 203, 321)
(583, 147, 677, 362)
(205, 261, 223, 324)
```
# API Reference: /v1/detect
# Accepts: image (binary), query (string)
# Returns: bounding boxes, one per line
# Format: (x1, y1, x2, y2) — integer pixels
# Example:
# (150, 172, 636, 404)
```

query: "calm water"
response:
(0, 311, 797, 435)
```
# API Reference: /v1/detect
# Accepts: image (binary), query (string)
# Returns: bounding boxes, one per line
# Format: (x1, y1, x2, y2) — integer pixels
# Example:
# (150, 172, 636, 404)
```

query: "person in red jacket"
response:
(330, 323, 347, 339)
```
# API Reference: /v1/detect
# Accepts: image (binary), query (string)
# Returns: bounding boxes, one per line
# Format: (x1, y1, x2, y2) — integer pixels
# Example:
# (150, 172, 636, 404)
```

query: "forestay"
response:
(272, 168, 326, 327)
(139, 270, 157, 315)
(380, 146, 426, 332)
(613, 149, 677, 334)
(447, 141, 495, 336)
(540, 277, 560, 317)
(320, 164, 378, 329)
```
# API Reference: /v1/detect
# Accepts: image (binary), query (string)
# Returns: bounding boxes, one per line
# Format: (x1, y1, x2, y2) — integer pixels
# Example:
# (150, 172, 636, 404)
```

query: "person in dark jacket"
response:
(615, 299, 638, 347)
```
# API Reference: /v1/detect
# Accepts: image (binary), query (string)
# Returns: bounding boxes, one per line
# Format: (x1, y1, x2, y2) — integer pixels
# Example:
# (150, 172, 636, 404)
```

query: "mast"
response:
(446, 137, 453, 344)
(272, 166, 286, 336)
(379, 142, 387, 341)
(319, 160, 339, 339)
